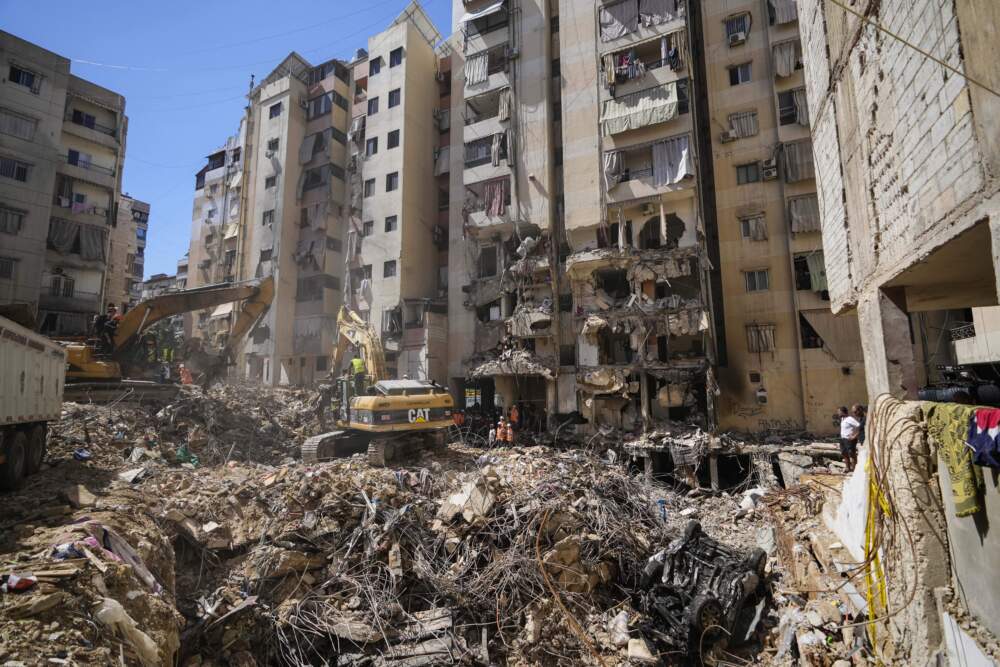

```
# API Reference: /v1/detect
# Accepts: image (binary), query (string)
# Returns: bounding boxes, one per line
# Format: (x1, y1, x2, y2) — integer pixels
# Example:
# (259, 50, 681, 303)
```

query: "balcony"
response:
(604, 133, 695, 204)
(59, 153, 115, 189)
(600, 29, 687, 102)
(463, 176, 511, 232)
(600, 80, 689, 138)
(462, 133, 509, 184)
(39, 289, 101, 314)
(52, 197, 112, 227)
(463, 44, 510, 97)
(598, 0, 686, 50)
(63, 109, 119, 148)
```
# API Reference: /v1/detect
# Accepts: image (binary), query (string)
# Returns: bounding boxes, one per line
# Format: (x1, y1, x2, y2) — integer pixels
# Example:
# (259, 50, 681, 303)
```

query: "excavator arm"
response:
(331, 306, 387, 381)
(112, 277, 274, 356)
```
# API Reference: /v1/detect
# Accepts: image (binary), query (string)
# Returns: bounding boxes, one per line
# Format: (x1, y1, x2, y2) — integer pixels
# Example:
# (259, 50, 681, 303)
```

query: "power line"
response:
(827, 0, 1000, 99)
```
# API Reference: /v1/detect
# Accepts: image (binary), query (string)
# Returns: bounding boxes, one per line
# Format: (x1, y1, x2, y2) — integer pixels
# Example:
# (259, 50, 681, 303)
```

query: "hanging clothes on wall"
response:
(603, 151, 624, 190)
(772, 41, 800, 78)
(465, 51, 489, 85)
(927, 403, 983, 517)
(793, 88, 810, 126)
(497, 88, 512, 121)
(968, 408, 1000, 468)
(652, 134, 692, 186)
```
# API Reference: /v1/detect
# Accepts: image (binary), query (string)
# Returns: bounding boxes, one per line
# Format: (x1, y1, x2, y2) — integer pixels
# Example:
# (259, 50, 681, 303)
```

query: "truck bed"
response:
(0, 316, 66, 427)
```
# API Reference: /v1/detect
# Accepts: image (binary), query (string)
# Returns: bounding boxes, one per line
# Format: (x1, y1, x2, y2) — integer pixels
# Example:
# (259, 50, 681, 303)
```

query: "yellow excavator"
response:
(62, 277, 274, 403)
(301, 306, 455, 466)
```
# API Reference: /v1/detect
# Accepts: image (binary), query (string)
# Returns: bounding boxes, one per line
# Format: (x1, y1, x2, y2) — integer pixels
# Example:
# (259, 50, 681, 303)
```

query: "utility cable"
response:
(827, 0, 1000, 99)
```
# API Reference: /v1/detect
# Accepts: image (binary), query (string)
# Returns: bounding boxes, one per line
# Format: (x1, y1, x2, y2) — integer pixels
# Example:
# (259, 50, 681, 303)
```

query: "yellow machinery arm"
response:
(331, 306, 387, 381)
(113, 277, 274, 354)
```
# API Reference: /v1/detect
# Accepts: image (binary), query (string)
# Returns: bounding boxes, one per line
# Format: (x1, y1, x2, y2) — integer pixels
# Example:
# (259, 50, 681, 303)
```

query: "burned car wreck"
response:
(637, 521, 769, 664)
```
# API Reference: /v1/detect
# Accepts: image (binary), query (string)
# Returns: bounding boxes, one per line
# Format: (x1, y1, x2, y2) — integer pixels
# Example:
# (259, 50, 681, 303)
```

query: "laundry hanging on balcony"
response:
(769, 0, 798, 24)
(639, 0, 684, 27)
(47, 218, 80, 255)
(465, 51, 489, 85)
(600, 81, 679, 136)
(599, 1, 638, 41)
(789, 195, 820, 233)
(804, 252, 828, 291)
(299, 133, 317, 164)
(603, 151, 624, 190)
(490, 131, 507, 166)
(497, 88, 511, 121)
(652, 134, 692, 187)
(79, 224, 107, 262)
(772, 41, 800, 78)
(793, 88, 809, 126)
(783, 141, 815, 182)
(484, 178, 507, 216)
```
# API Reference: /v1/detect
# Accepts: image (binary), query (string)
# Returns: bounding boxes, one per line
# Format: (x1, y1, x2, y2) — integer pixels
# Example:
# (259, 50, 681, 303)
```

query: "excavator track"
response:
(367, 438, 394, 467)
(301, 430, 369, 463)
(64, 381, 180, 406)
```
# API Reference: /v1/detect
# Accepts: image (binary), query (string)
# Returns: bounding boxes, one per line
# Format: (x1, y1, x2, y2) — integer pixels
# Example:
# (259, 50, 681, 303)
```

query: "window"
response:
(370, 57, 382, 76)
(327, 236, 342, 252)
(364, 179, 375, 197)
(739, 215, 766, 241)
(385, 215, 398, 232)
(389, 47, 403, 67)
(388, 88, 401, 108)
(465, 6, 508, 37)
(368, 97, 379, 116)
(729, 62, 752, 86)
(387, 130, 400, 149)
(478, 245, 498, 278)
(725, 13, 751, 42)
(306, 93, 332, 120)
(0, 206, 25, 235)
(51, 275, 74, 297)
(800, 314, 823, 349)
(0, 156, 29, 182)
(267, 138, 279, 152)
(0, 109, 37, 140)
(262, 209, 275, 225)
(136, 227, 147, 240)
(748, 371, 762, 383)
(265, 175, 277, 189)
(0, 257, 14, 279)
(744, 269, 770, 292)
(736, 162, 760, 185)
(269, 102, 282, 118)
(365, 137, 378, 157)
(362, 220, 374, 236)
(8, 66, 39, 93)
(316, 356, 328, 371)
(777, 90, 797, 125)
(386, 172, 399, 192)
(384, 260, 397, 278)
(746, 323, 776, 353)
(73, 109, 97, 129)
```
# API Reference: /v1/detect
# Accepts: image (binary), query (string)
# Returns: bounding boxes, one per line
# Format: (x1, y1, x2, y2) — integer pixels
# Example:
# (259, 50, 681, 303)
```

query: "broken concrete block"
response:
(627, 638, 657, 664)
(679, 507, 698, 517)
(200, 521, 231, 550)
(62, 484, 96, 509)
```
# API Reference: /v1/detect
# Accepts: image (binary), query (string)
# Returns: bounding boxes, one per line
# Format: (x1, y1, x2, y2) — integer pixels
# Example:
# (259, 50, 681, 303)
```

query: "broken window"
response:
(793, 251, 828, 292)
(599, 330, 634, 364)
(746, 323, 776, 353)
(477, 300, 502, 323)
(382, 307, 403, 335)
(637, 217, 661, 249)
(478, 245, 498, 278)
(594, 268, 631, 300)
(597, 220, 632, 249)
(799, 313, 823, 349)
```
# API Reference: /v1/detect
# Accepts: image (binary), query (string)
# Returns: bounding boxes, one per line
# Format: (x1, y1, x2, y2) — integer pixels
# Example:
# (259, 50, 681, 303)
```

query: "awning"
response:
(802, 310, 864, 362)
(228, 171, 242, 188)
(211, 302, 234, 319)
(459, 1, 505, 24)
(223, 222, 239, 240)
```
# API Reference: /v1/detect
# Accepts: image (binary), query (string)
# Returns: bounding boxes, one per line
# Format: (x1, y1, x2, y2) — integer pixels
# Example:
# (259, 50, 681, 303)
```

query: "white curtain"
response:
(603, 151, 623, 190)
(793, 88, 809, 126)
(770, 0, 798, 24)
(79, 225, 106, 261)
(745, 215, 768, 241)
(497, 88, 511, 121)
(789, 195, 820, 233)
(490, 132, 504, 166)
(783, 141, 815, 182)
(465, 52, 489, 85)
(805, 252, 828, 291)
(652, 134, 692, 187)
(746, 324, 776, 353)
(639, 0, 683, 26)
(599, 1, 638, 42)
(601, 81, 679, 136)
(48, 218, 79, 254)
(729, 111, 758, 137)
(773, 41, 799, 77)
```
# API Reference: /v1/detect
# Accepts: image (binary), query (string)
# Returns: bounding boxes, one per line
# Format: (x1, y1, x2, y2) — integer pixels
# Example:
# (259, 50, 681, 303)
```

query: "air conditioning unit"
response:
(728, 31, 747, 47)
(719, 129, 738, 143)
(762, 158, 778, 180)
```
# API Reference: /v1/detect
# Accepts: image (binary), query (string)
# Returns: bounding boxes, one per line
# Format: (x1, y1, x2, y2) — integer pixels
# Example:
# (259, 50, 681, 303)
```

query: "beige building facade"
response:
(0, 30, 127, 336)
(106, 194, 148, 310)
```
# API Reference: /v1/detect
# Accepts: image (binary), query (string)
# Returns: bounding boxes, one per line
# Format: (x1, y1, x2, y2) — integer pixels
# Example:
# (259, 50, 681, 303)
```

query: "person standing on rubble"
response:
(350, 351, 366, 396)
(838, 406, 861, 473)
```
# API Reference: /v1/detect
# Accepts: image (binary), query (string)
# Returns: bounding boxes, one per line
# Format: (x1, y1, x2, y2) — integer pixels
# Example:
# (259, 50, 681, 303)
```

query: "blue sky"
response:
(3, 0, 453, 279)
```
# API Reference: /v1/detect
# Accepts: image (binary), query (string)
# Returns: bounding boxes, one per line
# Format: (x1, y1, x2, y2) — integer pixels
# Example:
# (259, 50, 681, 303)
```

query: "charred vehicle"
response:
(638, 521, 769, 664)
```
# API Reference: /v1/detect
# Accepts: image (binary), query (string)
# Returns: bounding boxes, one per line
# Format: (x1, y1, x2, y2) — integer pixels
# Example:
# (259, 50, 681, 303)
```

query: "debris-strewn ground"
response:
(1, 384, 866, 666)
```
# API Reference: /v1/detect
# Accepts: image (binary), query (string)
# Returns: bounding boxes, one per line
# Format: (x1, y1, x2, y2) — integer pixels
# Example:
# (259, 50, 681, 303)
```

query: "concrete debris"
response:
(0, 383, 877, 666)
(467, 348, 555, 379)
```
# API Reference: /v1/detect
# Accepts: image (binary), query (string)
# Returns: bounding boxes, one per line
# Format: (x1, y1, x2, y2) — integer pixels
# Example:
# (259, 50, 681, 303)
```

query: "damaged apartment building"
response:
(185, 2, 451, 386)
(447, 0, 866, 434)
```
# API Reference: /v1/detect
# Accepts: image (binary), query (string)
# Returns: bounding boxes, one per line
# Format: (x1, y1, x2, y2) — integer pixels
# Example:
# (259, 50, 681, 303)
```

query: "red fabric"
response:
(975, 407, 1000, 431)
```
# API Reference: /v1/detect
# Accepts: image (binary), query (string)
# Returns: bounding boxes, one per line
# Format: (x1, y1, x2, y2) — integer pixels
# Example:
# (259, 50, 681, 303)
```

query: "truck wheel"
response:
(0, 430, 28, 491)
(25, 425, 46, 474)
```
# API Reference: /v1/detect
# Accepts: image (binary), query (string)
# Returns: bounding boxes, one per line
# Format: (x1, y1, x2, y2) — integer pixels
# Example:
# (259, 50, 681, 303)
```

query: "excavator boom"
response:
(331, 306, 387, 381)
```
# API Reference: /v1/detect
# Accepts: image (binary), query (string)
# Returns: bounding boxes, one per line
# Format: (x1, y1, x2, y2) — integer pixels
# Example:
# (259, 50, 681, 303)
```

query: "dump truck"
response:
(0, 314, 66, 490)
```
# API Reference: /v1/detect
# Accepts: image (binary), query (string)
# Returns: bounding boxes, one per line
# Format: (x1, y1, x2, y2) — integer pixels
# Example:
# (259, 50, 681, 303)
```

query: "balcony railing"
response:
(65, 111, 117, 137)
(951, 323, 977, 341)
(40, 289, 101, 313)
(65, 154, 114, 176)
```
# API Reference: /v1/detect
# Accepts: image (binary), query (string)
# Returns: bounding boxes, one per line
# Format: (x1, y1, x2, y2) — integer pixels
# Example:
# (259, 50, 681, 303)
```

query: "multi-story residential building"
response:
(444, 0, 865, 434)
(106, 194, 148, 310)
(345, 4, 449, 382)
(175, 253, 188, 290)
(0, 30, 127, 336)
(140, 273, 175, 300)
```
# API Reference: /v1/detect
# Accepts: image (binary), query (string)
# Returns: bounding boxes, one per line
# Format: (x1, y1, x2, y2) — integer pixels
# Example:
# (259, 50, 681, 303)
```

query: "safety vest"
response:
(351, 357, 365, 374)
